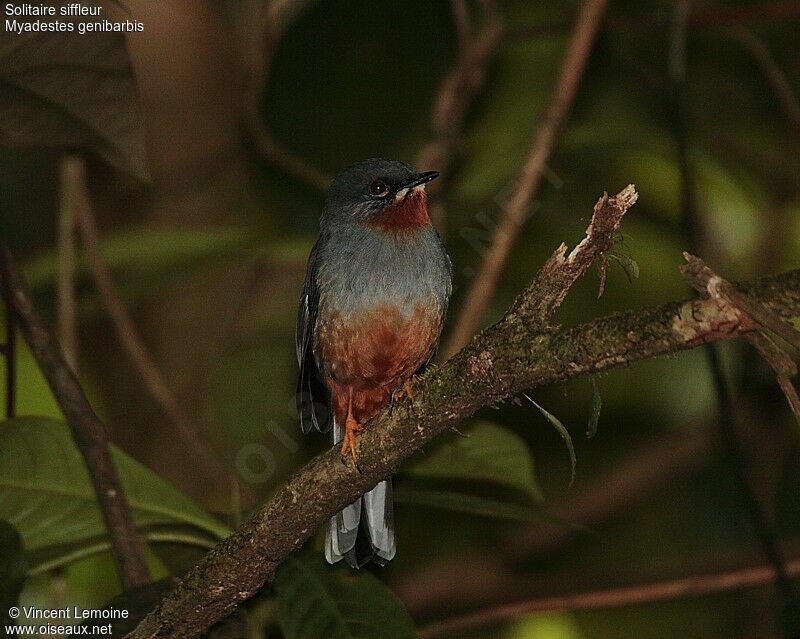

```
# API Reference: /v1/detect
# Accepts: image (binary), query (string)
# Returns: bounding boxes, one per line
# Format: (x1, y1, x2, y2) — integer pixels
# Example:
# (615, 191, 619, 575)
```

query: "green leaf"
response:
(524, 394, 576, 487)
(23, 227, 252, 292)
(0, 417, 231, 556)
(587, 376, 602, 439)
(26, 528, 216, 576)
(394, 485, 543, 521)
(401, 421, 542, 502)
(0, 520, 27, 627)
(608, 252, 640, 283)
(275, 556, 416, 639)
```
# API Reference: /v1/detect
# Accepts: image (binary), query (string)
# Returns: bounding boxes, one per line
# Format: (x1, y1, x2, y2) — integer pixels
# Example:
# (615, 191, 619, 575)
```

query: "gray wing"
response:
(415, 234, 453, 376)
(296, 239, 331, 434)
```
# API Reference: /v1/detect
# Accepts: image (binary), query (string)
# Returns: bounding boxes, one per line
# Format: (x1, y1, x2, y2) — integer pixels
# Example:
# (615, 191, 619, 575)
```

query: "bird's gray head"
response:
(323, 158, 439, 230)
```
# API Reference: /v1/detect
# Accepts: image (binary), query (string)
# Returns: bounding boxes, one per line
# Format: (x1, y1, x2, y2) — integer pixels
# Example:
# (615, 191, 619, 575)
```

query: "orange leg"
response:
(392, 376, 416, 404)
(340, 388, 363, 461)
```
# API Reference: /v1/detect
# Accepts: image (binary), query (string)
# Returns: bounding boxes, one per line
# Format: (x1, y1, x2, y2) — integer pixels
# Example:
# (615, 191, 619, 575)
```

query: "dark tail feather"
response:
(326, 419, 395, 568)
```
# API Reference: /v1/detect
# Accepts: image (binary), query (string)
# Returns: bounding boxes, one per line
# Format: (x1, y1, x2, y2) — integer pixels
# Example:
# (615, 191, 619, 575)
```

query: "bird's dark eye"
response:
(368, 180, 389, 197)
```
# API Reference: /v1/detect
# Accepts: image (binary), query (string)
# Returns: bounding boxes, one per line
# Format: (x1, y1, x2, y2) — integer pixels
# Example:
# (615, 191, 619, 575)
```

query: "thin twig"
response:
(69, 158, 239, 496)
(509, 2, 800, 40)
(693, 341, 799, 630)
(778, 376, 800, 426)
(241, 0, 330, 191)
(727, 26, 800, 134)
(415, 0, 504, 233)
(52, 159, 82, 601)
(746, 331, 800, 428)
(57, 156, 80, 371)
(417, 556, 800, 638)
(691, 1, 800, 27)
(443, 0, 608, 359)
(449, 0, 471, 53)
(1, 262, 14, 419)
(400, 429, 712, 615)
(506, 185, 638, 327)
(682, 254, 800, 429)
(671, 0, 698, 248)
(0, 243, 150, 590)
(682, 254, 800, 352)
(245, 119, 330, 191)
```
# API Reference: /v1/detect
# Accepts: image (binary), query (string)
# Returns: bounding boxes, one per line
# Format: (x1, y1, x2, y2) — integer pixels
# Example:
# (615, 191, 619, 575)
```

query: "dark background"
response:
(2, 0, 800, 637)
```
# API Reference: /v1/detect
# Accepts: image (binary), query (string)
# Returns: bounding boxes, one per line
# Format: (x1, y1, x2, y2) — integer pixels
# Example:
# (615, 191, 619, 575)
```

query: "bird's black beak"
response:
(403, 171, 439, 190)
(392, 171, 439, 201)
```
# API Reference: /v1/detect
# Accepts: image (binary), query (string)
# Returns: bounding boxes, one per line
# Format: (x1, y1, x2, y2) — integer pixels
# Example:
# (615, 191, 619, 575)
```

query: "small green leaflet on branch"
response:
(608, 251, 640, 283)
(524, 394, 576, 487)
(275, 556, 416, 639)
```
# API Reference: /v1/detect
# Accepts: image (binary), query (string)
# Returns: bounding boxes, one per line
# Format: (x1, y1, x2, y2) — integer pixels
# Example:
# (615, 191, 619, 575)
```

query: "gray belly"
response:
(316, 224, 451, 322)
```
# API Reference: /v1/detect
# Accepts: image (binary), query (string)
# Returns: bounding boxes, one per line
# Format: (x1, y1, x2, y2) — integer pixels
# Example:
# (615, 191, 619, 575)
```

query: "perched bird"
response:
(296, 158, 452, 568)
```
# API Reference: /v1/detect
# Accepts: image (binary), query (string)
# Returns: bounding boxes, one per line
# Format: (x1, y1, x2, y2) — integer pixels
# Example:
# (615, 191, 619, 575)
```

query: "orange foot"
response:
(392, 376, 416, 404)
(340, 393, 363, 462)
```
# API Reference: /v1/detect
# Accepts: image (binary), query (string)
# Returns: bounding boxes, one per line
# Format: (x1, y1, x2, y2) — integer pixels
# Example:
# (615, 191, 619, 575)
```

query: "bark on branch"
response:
(509, 185, 637, 326)
(681, 252, 800, 429)
(127, 187, 800, 638)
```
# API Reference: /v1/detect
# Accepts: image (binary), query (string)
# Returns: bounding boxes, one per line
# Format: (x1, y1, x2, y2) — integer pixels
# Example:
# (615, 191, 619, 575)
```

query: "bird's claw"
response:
(340, 415, 363, 468)
(392, 377, 416, 406)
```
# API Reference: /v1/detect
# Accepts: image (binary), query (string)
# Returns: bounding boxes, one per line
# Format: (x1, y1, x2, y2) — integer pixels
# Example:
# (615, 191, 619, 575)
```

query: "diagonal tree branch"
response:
(415, 0, 504, 233)
(681, 253, 800, 431)
(0, 242, 150, 590)
(449, 0, 471, 53)
(442, 0, 608, 359)
(57, 156, 80, 371)
(681, 253, 800, 352)
(679, 248, 800, 625)
(69, 157, 241, 497)
(400, 428, 713, 616)
(241, 0, 330, 191)
(127, 187, 800, 639)
(726, 25, 800, 135)
(128, 267, 800, 638)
